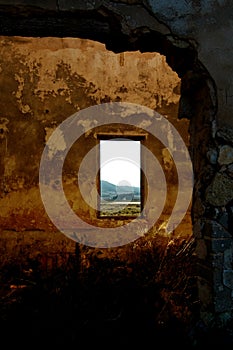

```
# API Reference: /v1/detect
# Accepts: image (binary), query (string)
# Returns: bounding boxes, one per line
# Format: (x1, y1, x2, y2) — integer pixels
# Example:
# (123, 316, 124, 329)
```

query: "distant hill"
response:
(100, 180, 140, 202)
(101, 180, 117, 193)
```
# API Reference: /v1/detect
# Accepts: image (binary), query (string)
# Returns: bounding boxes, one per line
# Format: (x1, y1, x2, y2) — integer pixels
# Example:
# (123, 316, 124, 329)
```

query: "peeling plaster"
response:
(47, 128, 67, 159)
(14, 73, 32, 114)
(3, 38, 180, 110)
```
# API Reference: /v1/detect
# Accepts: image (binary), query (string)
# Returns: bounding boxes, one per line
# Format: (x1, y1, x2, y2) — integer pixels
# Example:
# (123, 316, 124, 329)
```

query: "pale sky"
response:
(100, 140, 141, 188)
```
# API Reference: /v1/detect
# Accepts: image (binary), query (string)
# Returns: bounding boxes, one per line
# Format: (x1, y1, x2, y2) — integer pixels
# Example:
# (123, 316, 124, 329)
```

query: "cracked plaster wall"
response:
(0, 36, 187, 231)
(0, 36, 193, 320)
(0, 1, 232, 126)
(0, 0, 233, 329)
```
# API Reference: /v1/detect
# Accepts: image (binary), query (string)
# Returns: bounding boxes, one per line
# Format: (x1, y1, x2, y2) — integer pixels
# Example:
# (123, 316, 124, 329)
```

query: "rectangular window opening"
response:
(98, 137, 143, 218)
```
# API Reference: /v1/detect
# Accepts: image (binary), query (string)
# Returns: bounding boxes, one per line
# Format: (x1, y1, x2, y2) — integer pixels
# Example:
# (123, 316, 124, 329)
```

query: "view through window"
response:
(99, 138, 141, 217)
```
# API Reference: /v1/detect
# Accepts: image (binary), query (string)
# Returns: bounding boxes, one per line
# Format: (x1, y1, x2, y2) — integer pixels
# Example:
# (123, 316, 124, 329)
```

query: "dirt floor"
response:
(1, 227, 233, 348)
(1, 273, 233, 348)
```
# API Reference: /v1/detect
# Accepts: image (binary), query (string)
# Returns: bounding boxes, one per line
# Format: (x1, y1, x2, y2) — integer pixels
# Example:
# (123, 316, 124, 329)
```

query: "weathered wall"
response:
(0, 36, 189, 231)
(0, 0, 233, 339)
(0, 0, 232, 129)
(0, 36, 195, 335)
(147, 0, 233, 128)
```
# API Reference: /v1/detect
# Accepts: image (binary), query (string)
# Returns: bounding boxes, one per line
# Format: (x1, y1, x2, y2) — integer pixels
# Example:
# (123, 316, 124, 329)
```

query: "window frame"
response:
(96, 134, 146, 220)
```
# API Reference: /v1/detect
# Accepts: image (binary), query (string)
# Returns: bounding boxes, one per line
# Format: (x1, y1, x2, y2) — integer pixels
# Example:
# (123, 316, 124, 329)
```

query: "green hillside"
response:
(100, 180, 140, 201)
